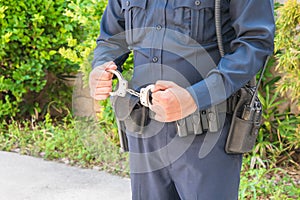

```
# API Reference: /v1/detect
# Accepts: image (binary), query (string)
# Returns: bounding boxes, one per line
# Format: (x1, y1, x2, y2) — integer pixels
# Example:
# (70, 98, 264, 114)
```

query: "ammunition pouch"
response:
(176, 96, 237, 137)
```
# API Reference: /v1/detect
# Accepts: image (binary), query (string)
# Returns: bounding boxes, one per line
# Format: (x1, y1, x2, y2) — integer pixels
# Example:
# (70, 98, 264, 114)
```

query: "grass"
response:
(0, 115, 299, 199)
(0, 114, 129, 176)
(239, 164, 300, 199)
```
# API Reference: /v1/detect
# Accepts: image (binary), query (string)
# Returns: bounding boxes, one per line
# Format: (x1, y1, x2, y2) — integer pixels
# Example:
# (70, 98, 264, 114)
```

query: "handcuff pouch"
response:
(111, 94, 151, 134)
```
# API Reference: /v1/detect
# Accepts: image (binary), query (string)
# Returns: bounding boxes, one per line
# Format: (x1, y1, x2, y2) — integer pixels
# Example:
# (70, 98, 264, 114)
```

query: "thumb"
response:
(152, 80, 176, 93)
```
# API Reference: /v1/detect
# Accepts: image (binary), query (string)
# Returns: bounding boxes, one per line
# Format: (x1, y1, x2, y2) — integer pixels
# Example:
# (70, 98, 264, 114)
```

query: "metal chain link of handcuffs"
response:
(107, 69, 154, 107)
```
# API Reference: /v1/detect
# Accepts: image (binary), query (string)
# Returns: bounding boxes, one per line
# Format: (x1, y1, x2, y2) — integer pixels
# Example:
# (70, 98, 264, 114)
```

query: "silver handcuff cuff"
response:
(107, 69, 154, 108)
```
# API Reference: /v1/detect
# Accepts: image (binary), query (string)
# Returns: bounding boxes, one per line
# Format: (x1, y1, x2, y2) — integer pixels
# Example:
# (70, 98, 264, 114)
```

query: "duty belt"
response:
(109, 69, 237, 137)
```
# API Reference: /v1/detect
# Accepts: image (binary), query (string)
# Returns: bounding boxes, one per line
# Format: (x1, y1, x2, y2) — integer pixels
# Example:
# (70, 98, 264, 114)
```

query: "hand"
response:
(150, 81, 197, 122)
(89, 61, 117, 100)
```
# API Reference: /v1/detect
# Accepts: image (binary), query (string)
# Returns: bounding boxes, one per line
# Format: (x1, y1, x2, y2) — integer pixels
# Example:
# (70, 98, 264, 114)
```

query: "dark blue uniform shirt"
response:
(93, 0, 275, 111)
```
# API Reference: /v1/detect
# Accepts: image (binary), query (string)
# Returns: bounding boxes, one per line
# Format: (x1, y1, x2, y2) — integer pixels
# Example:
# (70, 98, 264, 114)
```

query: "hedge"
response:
(0, 0, 106, 120)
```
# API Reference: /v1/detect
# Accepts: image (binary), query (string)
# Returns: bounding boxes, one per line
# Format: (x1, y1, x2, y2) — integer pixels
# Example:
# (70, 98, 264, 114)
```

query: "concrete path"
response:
(0, 151, 131, 200)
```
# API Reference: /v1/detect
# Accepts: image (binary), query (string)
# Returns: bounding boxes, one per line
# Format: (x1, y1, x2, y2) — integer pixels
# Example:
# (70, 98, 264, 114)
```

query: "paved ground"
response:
(0, 151, 131, 200)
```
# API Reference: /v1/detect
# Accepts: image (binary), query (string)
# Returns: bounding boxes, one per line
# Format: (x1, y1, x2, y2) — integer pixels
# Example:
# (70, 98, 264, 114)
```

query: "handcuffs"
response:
(107, 69, 154, 108)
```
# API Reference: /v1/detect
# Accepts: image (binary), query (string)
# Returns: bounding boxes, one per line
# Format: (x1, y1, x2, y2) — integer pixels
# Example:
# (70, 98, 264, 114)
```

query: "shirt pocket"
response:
(121, 0, 147, 45)
(173, 0, 216, 44)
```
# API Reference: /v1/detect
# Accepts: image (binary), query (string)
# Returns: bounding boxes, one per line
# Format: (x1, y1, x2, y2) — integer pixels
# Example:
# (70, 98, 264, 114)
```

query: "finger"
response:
(93, 62, 117, 80)
(96, 80, 113, 88)
(91, 87, 112, 100)
(89, 61, 116, 100)
(94, 71, 114, 81)
(151, 98, 173, 113)
(151, 90, 166, 101)
(150, 104, 171, 121)
(151, 98, 161, 106)
(90, 88, 110, 99)
(90, 78, 111, 96)
(92, 94, 110, 101)
(90, 70, 107, 82)
(150, 101, 181, 122)
(150, 105, 166, 122)
(152, 89, 175, 105)
(149, 103, 163, 114)
(94, 86, 112, 95)
(152, 80, 176, 93)
(105, 61, 118, 71)
(93, 61, 114, 71)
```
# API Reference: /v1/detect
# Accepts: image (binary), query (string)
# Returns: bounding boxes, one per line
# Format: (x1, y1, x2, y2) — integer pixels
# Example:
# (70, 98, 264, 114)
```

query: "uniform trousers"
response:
(127, 114, 242, 200)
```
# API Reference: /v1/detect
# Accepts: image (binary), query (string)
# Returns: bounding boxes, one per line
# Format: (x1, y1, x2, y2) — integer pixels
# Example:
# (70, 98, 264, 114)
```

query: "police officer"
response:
(89, 0, 275, 199)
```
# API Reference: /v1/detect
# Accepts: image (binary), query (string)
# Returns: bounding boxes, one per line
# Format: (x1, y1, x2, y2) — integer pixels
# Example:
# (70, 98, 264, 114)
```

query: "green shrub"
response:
(58, 0, 133, 145)
(275, 0, 300, 108)
(243, 58, 300, 169)
(58, 0, 107, 84)
(0, 0, 91, 120)
(245, 1, 300, 169)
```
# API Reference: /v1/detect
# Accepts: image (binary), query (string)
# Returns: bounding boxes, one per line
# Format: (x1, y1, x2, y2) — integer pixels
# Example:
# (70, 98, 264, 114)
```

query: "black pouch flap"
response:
(111, 94, 140, 121)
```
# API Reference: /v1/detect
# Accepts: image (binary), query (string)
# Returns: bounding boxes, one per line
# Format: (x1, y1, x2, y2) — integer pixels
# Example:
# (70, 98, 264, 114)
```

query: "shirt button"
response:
(156, 24, 162, 31)
(152, 57, 158, 63)
(126, 1, 130, 6)
(195, 0, 201, 6)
